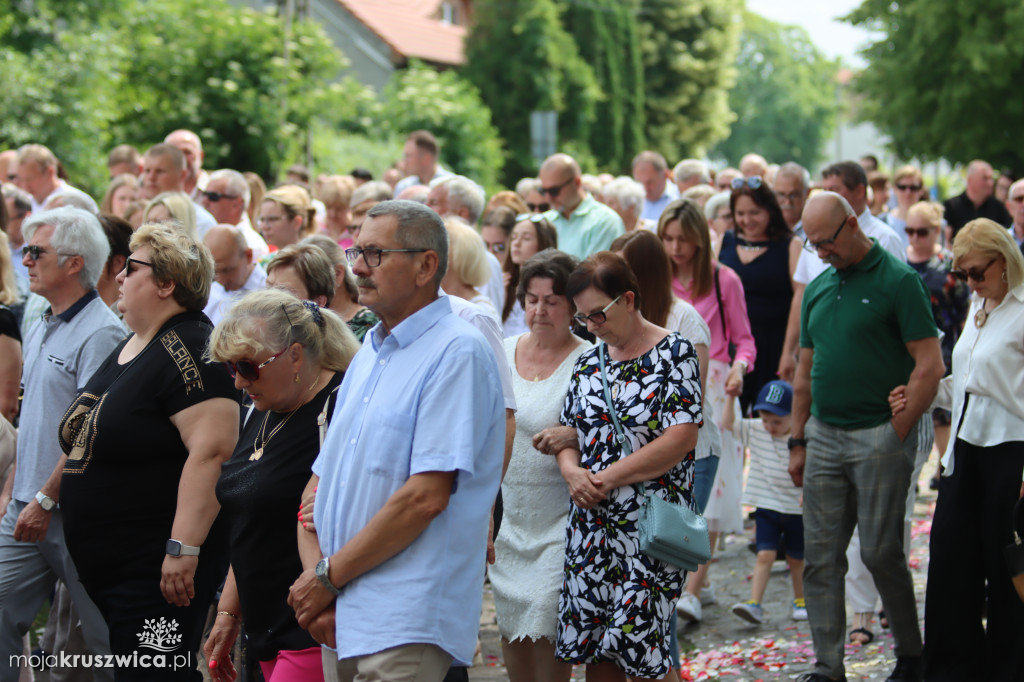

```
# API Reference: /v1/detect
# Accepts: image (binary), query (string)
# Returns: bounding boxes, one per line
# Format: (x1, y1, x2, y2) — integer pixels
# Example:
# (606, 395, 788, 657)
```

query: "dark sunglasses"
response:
(904, 227, 933, 238)
(540, 179, 572, 196)
(895, 183, 923, 192)
(731, 176, 763, 190)
(225, 346, 288, 382)
(22, 244, 76, 261)
(952, 258, 998, 282)
(124, 257, 153, 276)
(526, 202, 550, 212)
(201, 190, 236, 203)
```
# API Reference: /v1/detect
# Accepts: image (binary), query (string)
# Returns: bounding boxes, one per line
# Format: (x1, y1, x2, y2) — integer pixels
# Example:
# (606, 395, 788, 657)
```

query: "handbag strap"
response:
(597, 343, 647, 500)
(712, 265, 730, 347)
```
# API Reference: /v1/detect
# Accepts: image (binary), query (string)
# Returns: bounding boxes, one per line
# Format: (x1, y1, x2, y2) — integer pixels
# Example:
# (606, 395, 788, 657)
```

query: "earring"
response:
(294, 373, 300, 384)
(1003, 270, 1008, 283)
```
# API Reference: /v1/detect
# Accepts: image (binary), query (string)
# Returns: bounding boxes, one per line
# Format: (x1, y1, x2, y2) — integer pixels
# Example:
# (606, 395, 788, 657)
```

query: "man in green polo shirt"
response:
(539, 153, 624, 260)
(788, 192, 944, 682)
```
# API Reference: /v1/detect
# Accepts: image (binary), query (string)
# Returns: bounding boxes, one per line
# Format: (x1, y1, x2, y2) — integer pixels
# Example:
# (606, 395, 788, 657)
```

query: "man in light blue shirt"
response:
(289, 200, 504, 682)
(634, 151, 680, 221)
(540, 153, 624, 260)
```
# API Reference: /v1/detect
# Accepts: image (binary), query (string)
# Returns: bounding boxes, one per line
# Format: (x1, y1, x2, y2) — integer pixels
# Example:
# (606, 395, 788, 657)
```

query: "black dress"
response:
(215, 373, 342, 667)
(59, 311, 237, 681)
(718, 231, 793, 414)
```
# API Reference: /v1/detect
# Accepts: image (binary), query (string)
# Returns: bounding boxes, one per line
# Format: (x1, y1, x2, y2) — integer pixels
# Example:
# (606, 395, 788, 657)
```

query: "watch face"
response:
(166, 540, 181, 556)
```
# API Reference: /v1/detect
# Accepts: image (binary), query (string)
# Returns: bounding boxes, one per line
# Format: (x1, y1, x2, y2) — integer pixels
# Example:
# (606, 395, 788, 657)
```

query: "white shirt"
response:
(667, 298, 721, 461)
(193, 201, 217, 240)
(476, 251, 505, 315)
(794, 208, 906, 285)
(235, 213, 270, 261)
(35, 181, 98, 213)
(938, 285, 1024, 475)
(203, 264, 267, 326)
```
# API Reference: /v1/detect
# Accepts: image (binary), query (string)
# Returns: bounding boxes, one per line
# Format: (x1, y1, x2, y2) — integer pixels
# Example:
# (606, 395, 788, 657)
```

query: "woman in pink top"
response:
(657, 198, 756, 622)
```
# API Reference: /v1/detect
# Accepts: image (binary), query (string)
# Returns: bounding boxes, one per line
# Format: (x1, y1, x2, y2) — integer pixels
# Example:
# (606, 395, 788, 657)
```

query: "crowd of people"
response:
(0, 130, 1020, 682)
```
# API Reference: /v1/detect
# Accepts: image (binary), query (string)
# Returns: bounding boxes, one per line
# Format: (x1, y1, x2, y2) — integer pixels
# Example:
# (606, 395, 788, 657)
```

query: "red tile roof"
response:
(336, 0, 467, 66)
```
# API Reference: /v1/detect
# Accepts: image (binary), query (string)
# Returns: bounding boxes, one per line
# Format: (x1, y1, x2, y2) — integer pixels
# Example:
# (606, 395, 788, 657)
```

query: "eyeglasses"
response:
(22, 245, 76, 261)
(731, 176, 763, 190)
(895, 183, 923, 192)
(487, 242, 506, 254)
(952, 258, 998, 282)
(345, 247, 427, 268)
(572, 295, 621, 326)
(526, 202, 550, 212)
(803, 215, 848, 253)
(124, 257, 153, 276)
(201, 190, 236, 203)
(774, 190, 804, 203)
(540, 178, 572, 197)
(904, 227, 933, 238)
(225, 347, 288, 382)
(258, 215, 285, 226)
(1011, 195, 1024, 204)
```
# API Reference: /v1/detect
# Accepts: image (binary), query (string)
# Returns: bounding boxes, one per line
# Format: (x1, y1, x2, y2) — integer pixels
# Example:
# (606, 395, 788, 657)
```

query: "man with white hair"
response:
(740, 153, 769, 179)
(200, 169, 269, 260)
(0, 207, 124, 682)
(673, 159, 712, 195)
(14, 145, 97, 214)
(426, 176, 505, 315)
(632, 151, 679, 221)
(774, 162, 811, 237)
(164, 129, 208, 198)
(943, 159, 1012, 236)
(1007, 179, 1024, 248)
(601, 176, 650, 232)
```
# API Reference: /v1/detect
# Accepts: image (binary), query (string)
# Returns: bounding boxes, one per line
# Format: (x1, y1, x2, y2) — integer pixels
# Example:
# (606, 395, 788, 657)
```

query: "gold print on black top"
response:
(161, 330, 204, 395)
(60, 393, 104, 474)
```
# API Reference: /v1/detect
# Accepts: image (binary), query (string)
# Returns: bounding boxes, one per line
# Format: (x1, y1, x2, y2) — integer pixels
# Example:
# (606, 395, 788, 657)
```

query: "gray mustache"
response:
(356, 277, 376, 289)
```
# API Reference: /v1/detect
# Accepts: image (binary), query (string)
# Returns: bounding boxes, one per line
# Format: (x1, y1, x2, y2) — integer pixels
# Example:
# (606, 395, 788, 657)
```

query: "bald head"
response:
(203, 224, 252, 291)
(540, 153, 581, 180)
(740, 153, 768, 178)
(802, 191, 872, 269)
(165, 129, 204, 192)
(803, 191, 855, 227)
(538, 153, 584, 215)
(965, 159, 995, 205)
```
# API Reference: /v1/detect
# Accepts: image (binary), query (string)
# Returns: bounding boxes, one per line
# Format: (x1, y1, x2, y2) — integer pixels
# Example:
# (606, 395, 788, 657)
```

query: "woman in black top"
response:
(59, 223, 239, 681)
(0, 228, 21, 423)
(718, 177, 801, 414)
(204, 290, 360, 682)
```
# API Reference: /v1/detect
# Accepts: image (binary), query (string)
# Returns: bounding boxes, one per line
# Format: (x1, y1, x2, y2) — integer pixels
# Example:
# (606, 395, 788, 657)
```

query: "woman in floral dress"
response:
(555, 251, 702, 681)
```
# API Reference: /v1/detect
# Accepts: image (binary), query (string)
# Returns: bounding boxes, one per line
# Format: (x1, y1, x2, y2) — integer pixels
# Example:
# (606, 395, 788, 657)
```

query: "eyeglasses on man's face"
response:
(540, 178, 572, 197)
(22, 244, 76, 261)
(344, 247, 427, 268)
(802, 215, 848, 253)
(201, 190, 236, 203)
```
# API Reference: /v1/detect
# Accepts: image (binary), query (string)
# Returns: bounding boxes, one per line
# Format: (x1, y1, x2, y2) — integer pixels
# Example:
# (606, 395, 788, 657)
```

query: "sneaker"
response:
(700, 582, 716, 605)
(731, 600, 764, 624)
(792, 598, 808, 620)
(676, 590, 702, 622)
(885, 656, 923, 682)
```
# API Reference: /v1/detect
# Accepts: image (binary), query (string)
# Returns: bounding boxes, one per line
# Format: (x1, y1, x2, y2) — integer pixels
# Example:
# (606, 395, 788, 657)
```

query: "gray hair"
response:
(2, 184, 32, 217)
(704, 191, 732, 222)
(672, 159, 711, 185)
(23, 207, 110, 289)
(515, 177, 541, 199)
(367, 200, 448, 287)
(775, 162, 811, 194)
(43, 191, 97, 213)
(601, 176, 645, 214)
(208, 169, 251, 209)
(442, 176, 485, 224)
(351, 181, 393, 207)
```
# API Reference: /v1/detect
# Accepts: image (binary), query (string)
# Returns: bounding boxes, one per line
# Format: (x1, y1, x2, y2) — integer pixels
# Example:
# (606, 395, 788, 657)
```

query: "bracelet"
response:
(216, 610, 240, 621)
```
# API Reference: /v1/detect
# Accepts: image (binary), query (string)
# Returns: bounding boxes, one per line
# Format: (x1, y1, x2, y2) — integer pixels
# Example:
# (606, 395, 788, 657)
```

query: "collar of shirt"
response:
(53, 289, 100, 323)
(839, 239, 883, 276)
(370, 295, 452, 351)
(554, 192, 598, 221)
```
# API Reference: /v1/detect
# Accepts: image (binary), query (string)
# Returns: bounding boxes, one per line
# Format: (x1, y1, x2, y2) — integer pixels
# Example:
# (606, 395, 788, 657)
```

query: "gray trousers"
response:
(0, 500, 112, 682)
(803, 417, 923, 680)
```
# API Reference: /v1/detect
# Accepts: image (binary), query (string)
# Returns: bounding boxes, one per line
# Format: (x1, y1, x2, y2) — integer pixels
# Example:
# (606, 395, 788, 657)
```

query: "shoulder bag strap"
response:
(713, 265, 729, 347)
(598, 343, 646, 500)
(318, 385, 342, 450)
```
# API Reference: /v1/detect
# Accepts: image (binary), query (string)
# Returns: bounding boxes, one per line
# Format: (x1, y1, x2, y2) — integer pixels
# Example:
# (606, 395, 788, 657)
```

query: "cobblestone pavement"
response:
(469, 464, 938, 681)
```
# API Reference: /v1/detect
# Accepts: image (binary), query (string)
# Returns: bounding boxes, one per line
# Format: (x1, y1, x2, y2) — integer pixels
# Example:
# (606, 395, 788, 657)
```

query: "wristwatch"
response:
(315, 557, 340, 595)
(787, 437, 808, 450)
(165, 539, 201, 557)
(35, 491, 56, 512)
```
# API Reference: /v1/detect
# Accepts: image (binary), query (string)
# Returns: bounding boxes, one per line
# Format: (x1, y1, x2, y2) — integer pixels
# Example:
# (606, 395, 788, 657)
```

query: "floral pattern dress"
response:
(556, 333, 703, 678)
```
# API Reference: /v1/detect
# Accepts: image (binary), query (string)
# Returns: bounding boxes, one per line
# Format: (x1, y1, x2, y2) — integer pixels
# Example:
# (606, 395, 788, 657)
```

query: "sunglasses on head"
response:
(731, 176, 763, 190)
(952, 258, 998, 283)
(526, 202, 550, 212)
(904, 227, 933, 238)
(225, 346, 288, 382)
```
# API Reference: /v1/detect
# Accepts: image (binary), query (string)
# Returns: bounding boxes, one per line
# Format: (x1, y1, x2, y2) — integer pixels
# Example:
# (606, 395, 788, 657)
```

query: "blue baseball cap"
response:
(753, 380, 793, 416)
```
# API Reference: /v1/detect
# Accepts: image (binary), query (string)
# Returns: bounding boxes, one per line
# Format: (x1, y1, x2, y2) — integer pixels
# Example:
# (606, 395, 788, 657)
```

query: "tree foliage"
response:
(714, 12, 839, 169)
(637, 0, 742, 163)
(562, 0, 645, 174)
(463, 0, 601, 185)
(845, 0, 1024, 170)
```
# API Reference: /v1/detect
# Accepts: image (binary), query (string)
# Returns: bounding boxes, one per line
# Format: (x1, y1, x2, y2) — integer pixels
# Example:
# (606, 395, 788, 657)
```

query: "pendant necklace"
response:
(251, 373, 322, 461)
(974, 299, 989, 328)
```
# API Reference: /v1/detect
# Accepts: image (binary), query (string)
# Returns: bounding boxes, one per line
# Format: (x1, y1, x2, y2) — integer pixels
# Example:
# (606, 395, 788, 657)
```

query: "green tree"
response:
(638, 0, 742, 163)
(713, 12, 839, 169)
(463, 0, 600, 185)
(845, 0, 1024, 170)
(562, 0, 645, 173)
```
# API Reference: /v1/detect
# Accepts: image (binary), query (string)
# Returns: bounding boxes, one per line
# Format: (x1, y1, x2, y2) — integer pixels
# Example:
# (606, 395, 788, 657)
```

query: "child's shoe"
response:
(731, 600, 764, 624)
(792, 598, 808, 620)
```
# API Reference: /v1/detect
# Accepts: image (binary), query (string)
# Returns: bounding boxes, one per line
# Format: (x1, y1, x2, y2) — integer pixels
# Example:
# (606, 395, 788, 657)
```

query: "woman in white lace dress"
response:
(490, 249, 590, 682)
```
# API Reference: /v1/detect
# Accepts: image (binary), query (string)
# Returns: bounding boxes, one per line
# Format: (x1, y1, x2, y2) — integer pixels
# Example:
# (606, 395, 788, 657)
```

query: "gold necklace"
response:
(250, 373, 322, 461)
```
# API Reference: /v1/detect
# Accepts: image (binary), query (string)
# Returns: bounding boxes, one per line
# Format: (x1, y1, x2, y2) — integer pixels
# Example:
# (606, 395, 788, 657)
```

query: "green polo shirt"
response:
(544, 193, 625, 260)
(800, 240, 937, 429)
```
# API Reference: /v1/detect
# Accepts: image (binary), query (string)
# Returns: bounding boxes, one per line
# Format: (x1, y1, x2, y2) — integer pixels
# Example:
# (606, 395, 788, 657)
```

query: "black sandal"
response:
(849, 627, 874, 645)
(879, 610, 889, 629)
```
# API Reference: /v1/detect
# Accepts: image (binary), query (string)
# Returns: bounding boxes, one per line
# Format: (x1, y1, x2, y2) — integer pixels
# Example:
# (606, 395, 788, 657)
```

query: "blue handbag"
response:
(598, 342, 711, 571)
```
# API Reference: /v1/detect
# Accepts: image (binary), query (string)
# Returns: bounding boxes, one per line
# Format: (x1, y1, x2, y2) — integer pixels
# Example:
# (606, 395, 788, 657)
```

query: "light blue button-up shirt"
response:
(641, 181, 680, 221)
(313, 295, 505, 665)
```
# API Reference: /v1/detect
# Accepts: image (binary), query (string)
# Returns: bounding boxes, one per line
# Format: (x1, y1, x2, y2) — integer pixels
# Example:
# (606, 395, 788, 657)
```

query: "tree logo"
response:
(137, 618, 183, 652)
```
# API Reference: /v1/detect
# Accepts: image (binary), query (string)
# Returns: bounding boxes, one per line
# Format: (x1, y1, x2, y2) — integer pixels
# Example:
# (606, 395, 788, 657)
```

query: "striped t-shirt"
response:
(736, 418, 803, 515)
